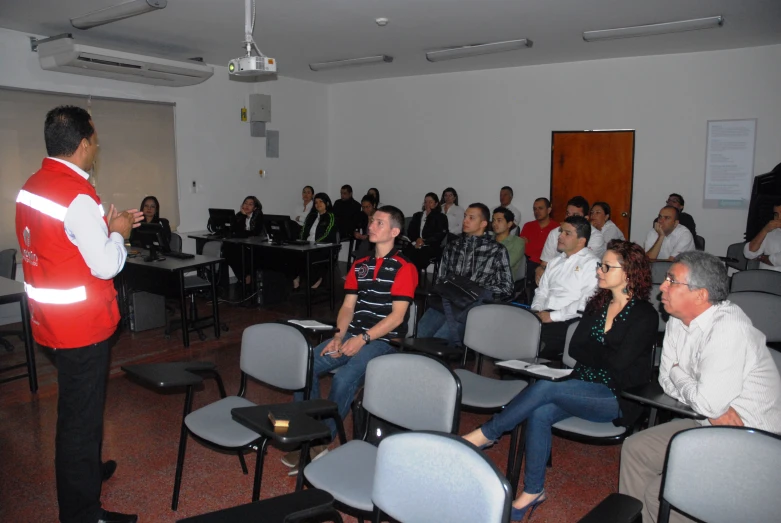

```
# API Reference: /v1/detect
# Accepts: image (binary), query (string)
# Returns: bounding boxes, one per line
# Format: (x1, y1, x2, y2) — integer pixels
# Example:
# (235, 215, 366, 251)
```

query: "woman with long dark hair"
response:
(294, 192, 338, 289)
(402, 192, 449, 271)
(367, 187, 382, 209)
(225, 195, 263, 285)
(441, 187, 464, 238)
(463, 240, 658, 521)
(130, 195, 171, 246)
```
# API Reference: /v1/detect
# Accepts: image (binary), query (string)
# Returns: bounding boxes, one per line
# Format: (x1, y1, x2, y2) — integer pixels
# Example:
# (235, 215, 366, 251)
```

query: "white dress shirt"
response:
(307, 214, 321, 242)
(598, 220, 625, 245)
(540, 225, 605, 263)
(743, 229, 781, 272)
(442, 204, 464, 236)
(291, 200, 313, 226)
(659, 301, 781, 433)
(643, 223, 695, 260)
(49, 158, 126, 280)
(531, 247, 599, 322)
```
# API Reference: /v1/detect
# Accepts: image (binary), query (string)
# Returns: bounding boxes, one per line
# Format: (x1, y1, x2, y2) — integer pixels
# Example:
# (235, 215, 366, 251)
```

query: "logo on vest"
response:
(357, 263, 370, 279)
(21, 227, 38, 266)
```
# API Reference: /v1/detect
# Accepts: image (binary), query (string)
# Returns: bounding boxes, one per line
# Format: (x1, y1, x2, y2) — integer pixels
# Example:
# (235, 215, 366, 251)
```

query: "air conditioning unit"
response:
(36, 36, 213, 87)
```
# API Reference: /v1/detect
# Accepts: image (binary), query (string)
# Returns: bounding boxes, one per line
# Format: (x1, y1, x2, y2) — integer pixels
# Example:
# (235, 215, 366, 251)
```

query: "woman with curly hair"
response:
(463, 240, 658, 521)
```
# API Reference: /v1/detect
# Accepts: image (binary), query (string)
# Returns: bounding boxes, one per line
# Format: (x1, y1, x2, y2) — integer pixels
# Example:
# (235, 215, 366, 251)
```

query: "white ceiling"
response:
(2, 0, 780, 84)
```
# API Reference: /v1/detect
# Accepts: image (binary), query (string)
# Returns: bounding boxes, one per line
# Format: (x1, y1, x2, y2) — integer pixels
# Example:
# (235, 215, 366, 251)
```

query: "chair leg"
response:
(252, 438, 270, 501)
(238, 451, 248, 474)
(294, 441, 313, 492)
(171, 385, 195, 511)
(332, 414, 348, 445)
(372, 506, 383, 523)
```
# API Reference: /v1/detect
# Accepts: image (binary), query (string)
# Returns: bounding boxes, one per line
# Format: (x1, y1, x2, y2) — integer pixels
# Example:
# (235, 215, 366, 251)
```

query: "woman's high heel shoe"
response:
(510, 490, 547, 521)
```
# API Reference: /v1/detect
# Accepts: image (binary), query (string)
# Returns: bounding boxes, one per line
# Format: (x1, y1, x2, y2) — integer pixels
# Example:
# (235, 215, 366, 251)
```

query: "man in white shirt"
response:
(743, 201, 781, 272)
(619, 251, 781, 523)
(499, 186, 522, 235)
(532, 215, 599, 359)
(537, 196, 605, 283)
(644, 206, 695, 261)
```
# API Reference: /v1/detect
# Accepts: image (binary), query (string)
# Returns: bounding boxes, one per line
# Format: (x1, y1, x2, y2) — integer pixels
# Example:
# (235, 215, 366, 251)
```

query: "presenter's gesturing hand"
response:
(109, 205, 144, 239)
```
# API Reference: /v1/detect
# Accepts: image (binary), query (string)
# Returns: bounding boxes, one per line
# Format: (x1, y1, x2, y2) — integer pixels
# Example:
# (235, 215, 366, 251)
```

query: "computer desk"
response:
(120, 251, 223, 348)
(0, 277, 37, 392)
(223, 237, 340, 317)
(186, 230, 223, 255)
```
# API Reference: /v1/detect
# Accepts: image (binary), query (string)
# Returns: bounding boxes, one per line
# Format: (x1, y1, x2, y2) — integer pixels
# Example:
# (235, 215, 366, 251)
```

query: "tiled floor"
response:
(0, 286, 621, 522)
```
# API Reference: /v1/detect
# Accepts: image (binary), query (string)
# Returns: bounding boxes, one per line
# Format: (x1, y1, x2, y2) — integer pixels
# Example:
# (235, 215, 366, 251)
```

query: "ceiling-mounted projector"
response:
(229, 0, 276, 77)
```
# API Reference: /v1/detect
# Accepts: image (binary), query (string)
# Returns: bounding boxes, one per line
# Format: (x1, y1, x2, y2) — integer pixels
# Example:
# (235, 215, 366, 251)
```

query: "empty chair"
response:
(694, 235, 705, 251)
(372, 431, 511, 523)
(727, 291, 781, 343)
(724, 242, 752, 272)
(0, 249, 23, 352)
(304, 353, 461, 520)
(650, 261, 673, 285)
(730, 269, 781, 295)
(169, 232, 183, 253)
(658, 426, 781, 523)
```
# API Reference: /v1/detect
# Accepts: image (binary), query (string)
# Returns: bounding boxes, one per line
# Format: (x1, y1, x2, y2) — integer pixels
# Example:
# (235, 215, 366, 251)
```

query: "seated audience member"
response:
(532, 216, 599, 359)
(129, 195, 171, 246)
(661, 193, 696, 237)
(441, 187, 465, 239)
(743, 200, 781, 271)
(223, 195, 263, 286)
(333, 184, 362, 239)
(589, 201, 625, 244)
(644, 205, 695, 261)
(294, 192, 337, 289)
(537, 196, 605, 283)
(619, 251, 781, 523)
(284, 206, 418, 466)
(402, 192, 449, 272)
(353, 194, 376, 259)
(416, 203, 514, 343)
(465, 240, 657, 521)
(290, 185, 314, 233)
(367, 187, 383, 208)
(520, 197, 559, 286)
(499, 185, 522, 233)
(493, 207, 526, 280)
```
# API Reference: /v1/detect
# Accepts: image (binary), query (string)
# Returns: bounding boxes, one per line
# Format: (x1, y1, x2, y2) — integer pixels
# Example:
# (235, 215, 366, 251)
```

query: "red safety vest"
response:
(15, 158, 120, 349)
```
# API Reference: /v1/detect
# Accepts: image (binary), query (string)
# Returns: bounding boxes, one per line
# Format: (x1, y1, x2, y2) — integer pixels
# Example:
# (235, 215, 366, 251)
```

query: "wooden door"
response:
(550, 131, 635, 239)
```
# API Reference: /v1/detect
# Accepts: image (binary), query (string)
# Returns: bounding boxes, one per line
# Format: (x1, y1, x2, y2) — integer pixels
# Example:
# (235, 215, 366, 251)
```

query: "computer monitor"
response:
(207, 208, 236, 236)
(133, 222, 169, 262)
(263, 214, 295, 244)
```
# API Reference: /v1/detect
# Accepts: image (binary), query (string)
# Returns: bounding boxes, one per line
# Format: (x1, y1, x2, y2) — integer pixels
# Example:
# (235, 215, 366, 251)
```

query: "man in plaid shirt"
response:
(417, 203, 514, 342)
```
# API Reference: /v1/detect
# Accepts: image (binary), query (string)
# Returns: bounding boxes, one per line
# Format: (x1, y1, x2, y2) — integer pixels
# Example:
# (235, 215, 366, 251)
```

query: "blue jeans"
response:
(416, 308, 465, 342)
(293, 333, 396, 439)
(481, 379, 620, 494)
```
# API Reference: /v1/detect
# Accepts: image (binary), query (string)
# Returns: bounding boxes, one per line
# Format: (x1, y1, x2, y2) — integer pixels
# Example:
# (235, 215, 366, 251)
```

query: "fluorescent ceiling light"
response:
(426, 39, 533, 62)
(309, 55, 393, 72)
(71, 0, 167, 30)
(583, 16, 724, 42)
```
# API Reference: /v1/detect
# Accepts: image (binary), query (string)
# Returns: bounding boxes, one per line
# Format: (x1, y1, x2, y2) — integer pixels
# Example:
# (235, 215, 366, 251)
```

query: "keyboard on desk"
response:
(165, 251, 195, 260)
(284, 239, 311, 246)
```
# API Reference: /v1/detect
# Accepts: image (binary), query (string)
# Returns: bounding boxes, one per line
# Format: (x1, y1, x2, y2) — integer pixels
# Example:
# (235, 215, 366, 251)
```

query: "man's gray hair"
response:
(673, 251, 729, 304)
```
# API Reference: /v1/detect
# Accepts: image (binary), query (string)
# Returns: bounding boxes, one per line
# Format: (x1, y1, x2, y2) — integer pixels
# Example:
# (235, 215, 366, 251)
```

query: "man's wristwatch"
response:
(361, 332, 371, 344)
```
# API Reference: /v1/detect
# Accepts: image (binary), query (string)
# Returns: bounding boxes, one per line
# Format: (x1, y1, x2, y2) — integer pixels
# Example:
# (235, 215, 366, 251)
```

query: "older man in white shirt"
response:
(644, 206, 695, 261)
(619, 251, 781, 523)
(743, 202, 781, 272)
(532, 215, 599, 359)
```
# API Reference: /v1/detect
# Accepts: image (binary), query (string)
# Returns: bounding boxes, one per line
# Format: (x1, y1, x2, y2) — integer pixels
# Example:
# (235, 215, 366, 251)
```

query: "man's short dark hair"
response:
(467, 203, 491, 224)
(662, 205, 681, 221)
(669, 193, 685, 207)
(566, 196, 590, 216)
(341, 184, 353, 194)
(493, 206, 515, 224)
(534, 197, 551, 208)
(564, 215, 591, 243)
(377, 205, 404, 232)
(44, 105, 94, 157)
(592, 201, 611, 217)
(501, 186, 513, 196)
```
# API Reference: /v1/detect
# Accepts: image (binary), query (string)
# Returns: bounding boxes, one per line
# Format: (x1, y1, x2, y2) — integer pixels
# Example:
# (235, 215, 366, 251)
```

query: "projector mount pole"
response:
(243, 0, 264, 58)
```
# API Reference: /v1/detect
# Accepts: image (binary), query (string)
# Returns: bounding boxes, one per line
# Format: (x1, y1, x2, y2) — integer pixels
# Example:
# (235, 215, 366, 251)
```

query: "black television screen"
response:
(133, 222, 168, 261)
(263, 214, 294, 243)
(208, 208, 235, 235)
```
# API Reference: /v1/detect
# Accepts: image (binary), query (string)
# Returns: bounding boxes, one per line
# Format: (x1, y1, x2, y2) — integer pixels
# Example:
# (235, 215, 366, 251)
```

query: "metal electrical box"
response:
(249, 94, 270, 122)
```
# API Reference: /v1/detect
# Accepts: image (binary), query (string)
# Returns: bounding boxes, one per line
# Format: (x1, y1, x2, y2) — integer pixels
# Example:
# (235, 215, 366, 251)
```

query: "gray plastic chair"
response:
(725, 242, 753, 272)
(659, 426, 781, 523)
(169, 232, 183, 253)
(304, 353, 461, 519)
(730, 270, 781, 295)
(371, 431, 511, 523)
(727, 291, 781, 342)
(650, 261, 673, 285)
(0, 249, 23, 352)
(173, 323, 314, 509)
(453, 304, 541, 487)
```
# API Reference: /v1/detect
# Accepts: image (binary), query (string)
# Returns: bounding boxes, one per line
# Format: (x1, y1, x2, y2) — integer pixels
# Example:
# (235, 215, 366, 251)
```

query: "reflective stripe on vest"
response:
(16, 189, 68, 222)
(25, 283, 87, 304)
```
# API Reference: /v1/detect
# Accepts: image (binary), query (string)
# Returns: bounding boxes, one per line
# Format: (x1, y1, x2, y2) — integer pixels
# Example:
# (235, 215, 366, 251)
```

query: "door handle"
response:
(621, 212, 629, 217)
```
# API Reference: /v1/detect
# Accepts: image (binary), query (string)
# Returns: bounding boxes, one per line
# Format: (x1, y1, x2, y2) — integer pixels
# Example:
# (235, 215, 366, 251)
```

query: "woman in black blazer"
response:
(402, 192, 449, 271)
(294, 193, 338, 289)
(130, 195, 171, 246)
(225, 195, 263, 286)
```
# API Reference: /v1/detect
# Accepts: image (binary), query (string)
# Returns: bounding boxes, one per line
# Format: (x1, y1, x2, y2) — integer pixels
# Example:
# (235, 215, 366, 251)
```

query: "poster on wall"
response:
(703, 119, 756, 209)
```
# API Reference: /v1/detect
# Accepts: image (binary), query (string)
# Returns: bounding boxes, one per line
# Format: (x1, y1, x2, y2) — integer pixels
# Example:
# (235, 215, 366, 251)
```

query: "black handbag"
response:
(430, 275, 487, 311)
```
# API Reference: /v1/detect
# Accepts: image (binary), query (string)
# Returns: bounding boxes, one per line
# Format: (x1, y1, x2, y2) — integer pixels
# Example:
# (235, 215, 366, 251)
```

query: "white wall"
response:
(327, 44, 781, 256)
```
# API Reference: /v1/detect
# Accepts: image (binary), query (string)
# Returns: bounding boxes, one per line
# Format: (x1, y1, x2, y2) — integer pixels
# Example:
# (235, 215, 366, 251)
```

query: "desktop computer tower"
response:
(129, 291, 166, 332)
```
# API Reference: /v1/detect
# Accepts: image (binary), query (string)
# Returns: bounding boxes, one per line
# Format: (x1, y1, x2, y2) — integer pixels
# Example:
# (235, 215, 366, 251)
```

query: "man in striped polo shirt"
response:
(285, 205, 418, 468)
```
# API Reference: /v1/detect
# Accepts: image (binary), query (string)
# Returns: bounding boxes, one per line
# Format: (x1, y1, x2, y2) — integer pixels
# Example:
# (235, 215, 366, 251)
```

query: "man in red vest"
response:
(15, 106, 142, 523)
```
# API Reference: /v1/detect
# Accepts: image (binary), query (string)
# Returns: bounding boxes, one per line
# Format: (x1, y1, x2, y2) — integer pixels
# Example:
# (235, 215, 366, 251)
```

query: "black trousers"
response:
(402, 245, 437, 272)
(54, 337, 112, 523)
(538, 319, 578, 360)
